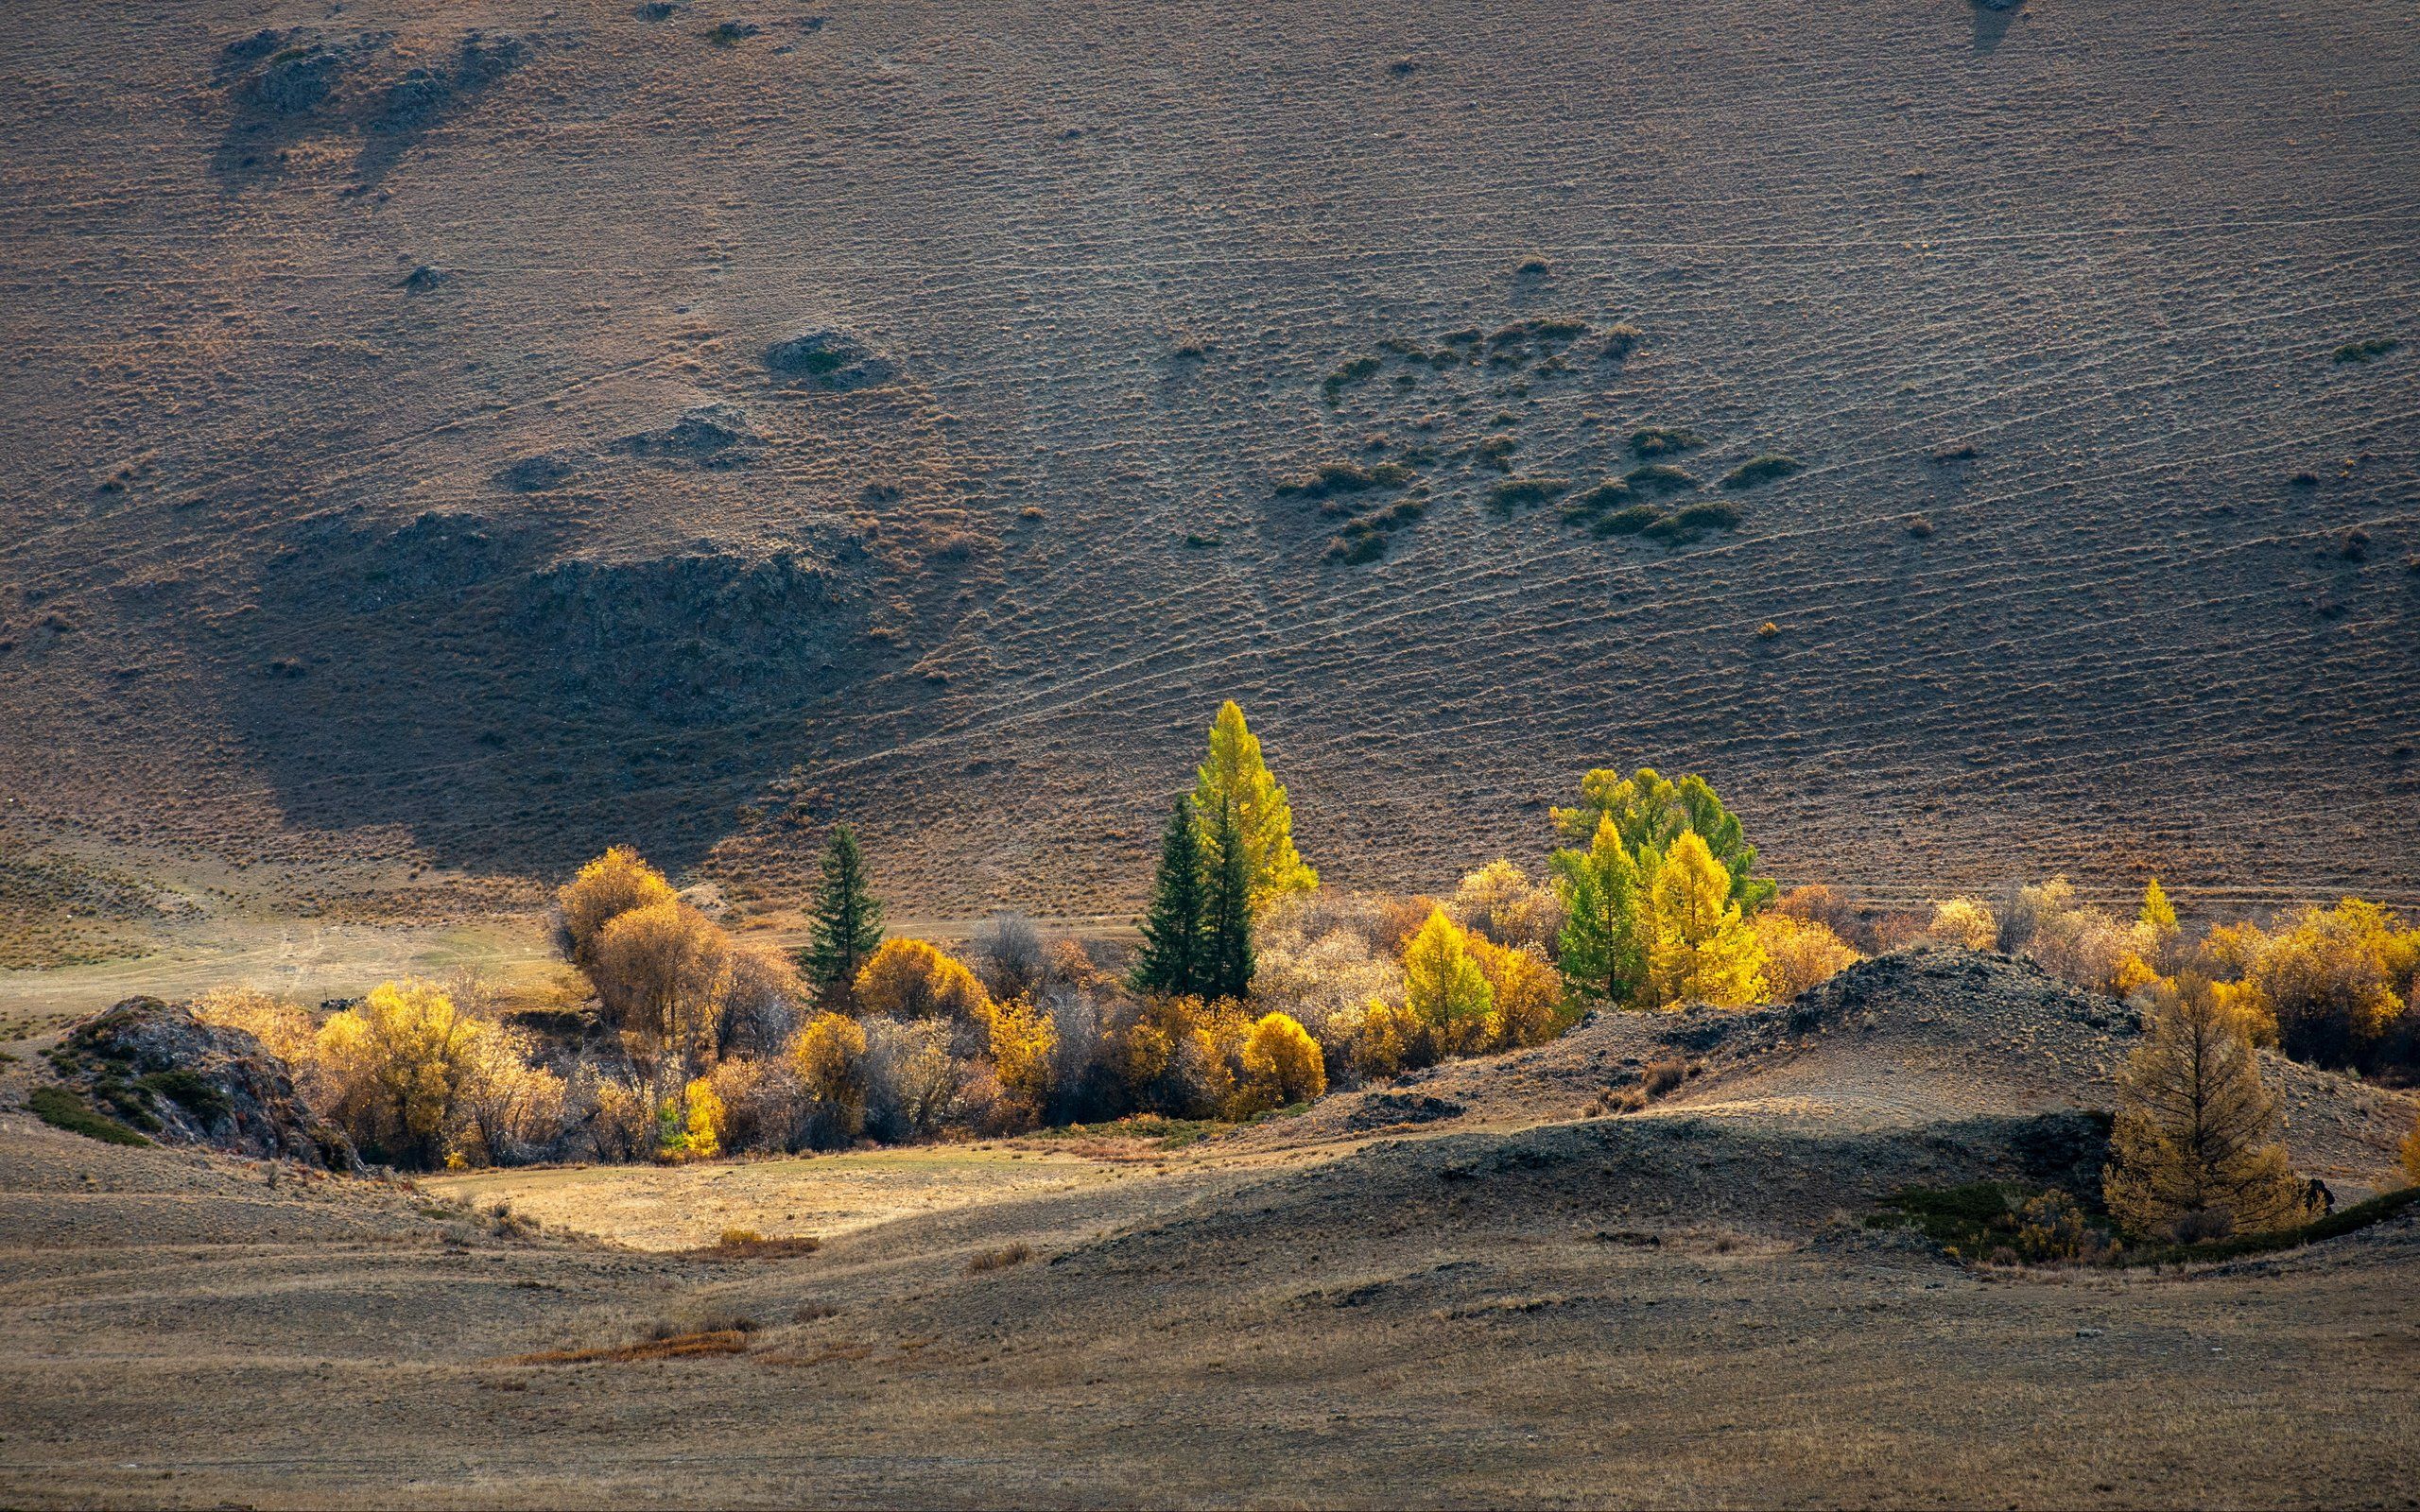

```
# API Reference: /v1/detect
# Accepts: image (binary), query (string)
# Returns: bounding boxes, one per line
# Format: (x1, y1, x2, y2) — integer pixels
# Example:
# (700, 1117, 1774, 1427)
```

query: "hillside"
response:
(4, 951, 2416, 1506)
(4, 0, 2418, 936)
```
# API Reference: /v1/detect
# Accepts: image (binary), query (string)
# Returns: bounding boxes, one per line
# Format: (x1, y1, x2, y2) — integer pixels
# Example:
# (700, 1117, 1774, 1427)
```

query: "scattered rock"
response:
(766, 330, 896, 391)
(1345, 1092, 1467, 1132)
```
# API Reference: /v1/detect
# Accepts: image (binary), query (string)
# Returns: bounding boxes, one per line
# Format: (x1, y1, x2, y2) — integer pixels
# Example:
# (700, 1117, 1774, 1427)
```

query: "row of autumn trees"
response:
(192, 697, 2420, 1210)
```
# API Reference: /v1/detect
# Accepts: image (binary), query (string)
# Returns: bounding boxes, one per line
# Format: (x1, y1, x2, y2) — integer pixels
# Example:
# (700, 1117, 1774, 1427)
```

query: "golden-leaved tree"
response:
(1645, 831, 1768, 1009)
(1234, 1011, 1326, 1115)
(315, 979, 492, 1170)
(1193, 700, 1317, 912)
(854, 938, 991, 1022)
(558, 846, 679, 964)
(1402, 907, 1495, 1052)
(589, 899, 732, 1070)
(2102, 976, 2312, 1241)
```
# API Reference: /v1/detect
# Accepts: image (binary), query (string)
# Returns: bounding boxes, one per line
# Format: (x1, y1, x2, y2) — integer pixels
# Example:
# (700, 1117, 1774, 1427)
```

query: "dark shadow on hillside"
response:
(1973, 1, 2021, 53)
(209, 26, 527, 191)
(203, 510, 886, 874)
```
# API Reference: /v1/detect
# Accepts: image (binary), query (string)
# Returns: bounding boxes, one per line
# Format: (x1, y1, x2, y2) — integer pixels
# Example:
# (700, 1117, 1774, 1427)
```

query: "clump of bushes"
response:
(1487, 475, 1568, 511)
(28, 1086, 150, 1146)
(1629, 427, 1704, 457)
(1718, 454, 1801, 490)
(2332, 337, 2399, 364)
(1623, 463, 1697, 496)
(1275, 460, 1414, 499)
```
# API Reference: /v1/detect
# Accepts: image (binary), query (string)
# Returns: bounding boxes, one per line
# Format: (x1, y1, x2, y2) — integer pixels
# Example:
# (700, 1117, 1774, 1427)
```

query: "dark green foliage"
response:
(1590, 505, 1661, 537)
(1275, 461, 1414, 499)
(139, 1070, 232, 1124)
(1132, 796, 1207, 997)
(1719, 454, 1802, 490)
(28, 1086, 150, 1146)
(1559, 480, 1633, 519)
(1201, 799, 1255, 1000)
(1321, 356, 1382, 404)
(1644, 501, 1743, 543)
(2331, 337, 2399, 364)
(804, 823, 885, 1004)
(1629, 427, 1705, 457)
(1487, 475, 1569, 511)
(1871, 1181, 2420, 1268)
(1623, 463, 1698, 497)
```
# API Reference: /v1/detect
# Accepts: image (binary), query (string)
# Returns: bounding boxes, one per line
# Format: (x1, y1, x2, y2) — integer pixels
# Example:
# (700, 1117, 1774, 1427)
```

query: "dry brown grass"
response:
(965, 1241, 1033, 1274)
(504, 1329, 752, 1366)
(684, 1228, 823, 1261)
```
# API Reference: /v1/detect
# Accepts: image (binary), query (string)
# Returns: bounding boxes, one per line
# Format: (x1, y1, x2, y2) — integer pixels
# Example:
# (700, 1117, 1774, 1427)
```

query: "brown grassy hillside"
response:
(4, 0, 2415, 922)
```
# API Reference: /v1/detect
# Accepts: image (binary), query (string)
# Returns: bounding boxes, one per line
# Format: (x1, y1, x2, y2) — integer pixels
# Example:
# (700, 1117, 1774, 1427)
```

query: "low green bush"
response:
(28, 1086, 151, 1147)
(1719, 454, 1802, 490)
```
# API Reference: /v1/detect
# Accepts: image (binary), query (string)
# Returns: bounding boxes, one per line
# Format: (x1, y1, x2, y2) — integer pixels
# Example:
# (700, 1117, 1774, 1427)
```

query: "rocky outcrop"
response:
(46, 998, 361, 1172)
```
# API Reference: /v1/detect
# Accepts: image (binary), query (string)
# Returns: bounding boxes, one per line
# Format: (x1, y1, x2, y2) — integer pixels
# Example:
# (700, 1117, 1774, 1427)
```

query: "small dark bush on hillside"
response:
(2332, 337, 2398, 364)
(138, 1069, 232, 1124)
(1720, 455, 1802, 490)
(1629, 427, 1705, 457)
(1642, 1057, 1687, 1096)
(1906, 514, 1935, 538)
(1599, 323, 1641, 361)
(1590, 505, 1661, 538)
(1488, 475, 1569, 510)
(1561, 480, 1632, 518)
(1275, 461, 1413, 499)
(1322, 356, 1382, 404)
(28, 1086, 150, 1146)
(1623, 463, 1697, 496)
(1474, 434, 1519, 470)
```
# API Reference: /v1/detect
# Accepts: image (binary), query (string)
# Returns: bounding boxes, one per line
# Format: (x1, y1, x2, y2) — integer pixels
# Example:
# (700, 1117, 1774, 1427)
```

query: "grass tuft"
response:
(1719, 455, 1802, 490)
(28, 1086, 150, 1146)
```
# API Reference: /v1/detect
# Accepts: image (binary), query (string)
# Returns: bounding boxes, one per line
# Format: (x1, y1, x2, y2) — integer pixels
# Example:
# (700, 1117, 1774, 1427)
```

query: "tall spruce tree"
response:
(1201, 797, 1256, 1001)
(803, 822, 885, 1007)
(1132, 795, 1208, 997)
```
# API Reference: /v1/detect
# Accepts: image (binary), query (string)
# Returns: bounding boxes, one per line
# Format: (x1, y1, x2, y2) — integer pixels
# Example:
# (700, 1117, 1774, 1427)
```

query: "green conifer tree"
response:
(1132, 795, 1209, 998)
(1201, 798, 1256, 1001)
(803, 823, 885, 1007)
(1552, 814, 1646, 1008)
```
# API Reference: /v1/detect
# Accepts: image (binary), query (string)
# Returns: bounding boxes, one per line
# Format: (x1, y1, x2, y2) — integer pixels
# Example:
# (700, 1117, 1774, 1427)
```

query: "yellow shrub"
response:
(315, 979, 491, 1170)
(1347, 998, 1430, 1082)
(655, 1076, 723, 1161)
(194, 987, 317, 1065)
(1754, 913, 1860, 1000)
(1926, 897, 1998, 951)
(789, 1011, 869, 1143)
(1466, 936, 1564, 1050)
(559, 846, 678, 962)
(981, 996, 1059, 1123)
(590, 900, 733, 1063)
(1448, 860, 1565, 952)
(1232, 1011, 1326, 1116)
(855, 938, 991, 1022)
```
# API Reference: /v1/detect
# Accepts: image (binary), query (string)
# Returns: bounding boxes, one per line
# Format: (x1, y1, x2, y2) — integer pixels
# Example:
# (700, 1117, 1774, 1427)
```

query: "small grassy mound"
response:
(1321, 356, 1382, 404)
(1719, 454, 1802, 490)
(1623, 463, 1698, 497)
(688, 1228, 823, 1261)
(1628, 427, 1705, 457)
(27, 1086, 151, 1146)
(2331, 337, 2399, 364)
(1488, 474, 1569, 511)
(1275, 461, 1414, 499)
(1589, 505, 1662, 537)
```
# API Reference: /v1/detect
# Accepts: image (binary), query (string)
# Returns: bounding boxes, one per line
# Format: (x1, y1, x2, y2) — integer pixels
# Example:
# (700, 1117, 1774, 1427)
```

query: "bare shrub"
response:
(971, 911, 1046, 1001)
(966, 1242, 1032, 1274)
(717, 949, 805, 1060)
(860, 1017, 961, 1142)
(1253, 894, 1404, 1043)
(1643, 1057, 1687, 1096)
(705, 1057, 805, 1153)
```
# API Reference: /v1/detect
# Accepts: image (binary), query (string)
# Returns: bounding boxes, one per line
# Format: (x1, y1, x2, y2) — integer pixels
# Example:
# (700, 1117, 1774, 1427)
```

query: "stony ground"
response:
(3, 953, 2413, 1508)
(4, 0, 2417, 953)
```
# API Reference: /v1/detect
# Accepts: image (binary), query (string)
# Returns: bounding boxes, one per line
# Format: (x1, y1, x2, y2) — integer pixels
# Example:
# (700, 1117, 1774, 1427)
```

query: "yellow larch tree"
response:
(1645, 831, 1768, 1009)
(2102, 976, 2312, 1240)
(1193, 700, 1317, 913)
(1402, 907, 1495, 1052)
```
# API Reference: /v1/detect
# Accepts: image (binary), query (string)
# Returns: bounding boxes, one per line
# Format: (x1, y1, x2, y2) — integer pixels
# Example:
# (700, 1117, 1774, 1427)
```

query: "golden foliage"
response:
(788, 1011, 869, 1143)
(2402, 1117, 2420, 1189)
(657, 1076, 724, 1162)
(1234, 1011, 1326, 1115)
(558, 846, 677, 962)
(1925, 897, 1998, 951)
(1345, 997, 1430, 1082)
(2225, 901, 2416, 1063)
(1465, 936, 1565, 1050)
(315, 979, 491, 1169)
(2103, 977, 2311, 1241)
(590, 901, 733, 1065)
(1402, 907, 1495, 1046)
(1753, 913, 1860, 1000)
(1448, 860, 1565, 952)
(193, 986, 318, 1066)
(1645, 832, 1767, 1009)
(854, 937, 991, 1022)
(981, 996, 1060, 1123)
(1193, 700, 1318, 912)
